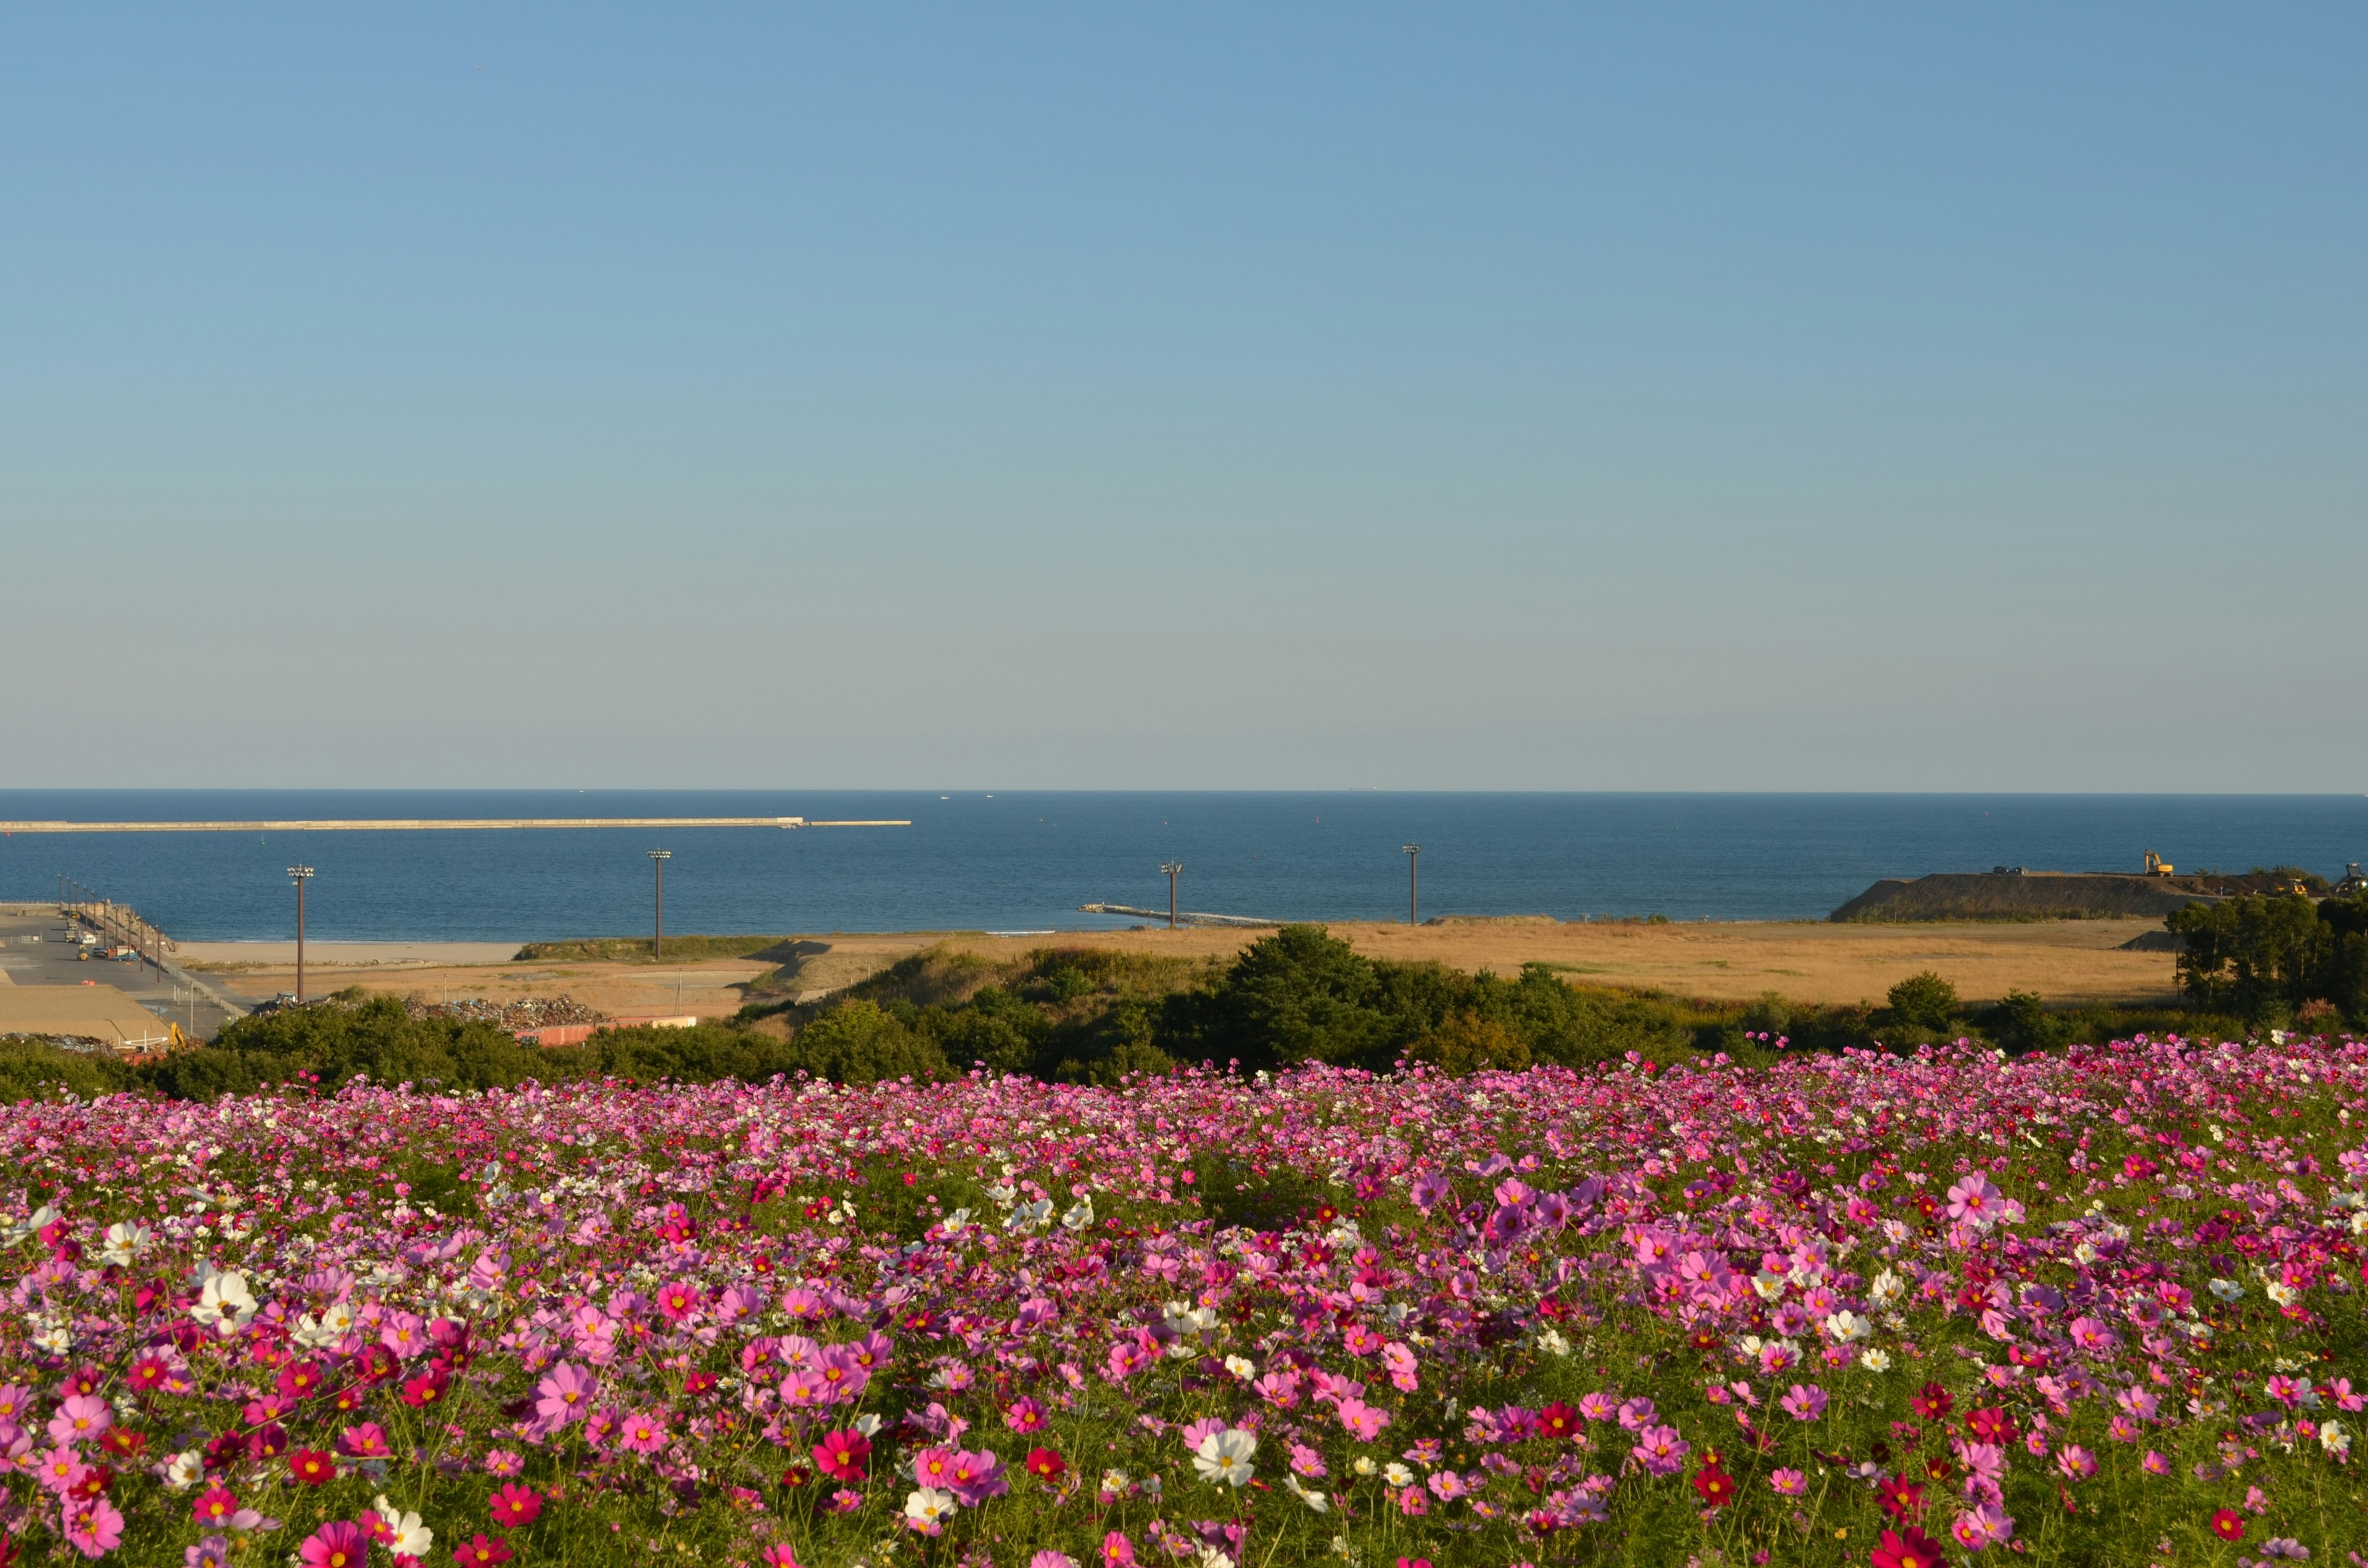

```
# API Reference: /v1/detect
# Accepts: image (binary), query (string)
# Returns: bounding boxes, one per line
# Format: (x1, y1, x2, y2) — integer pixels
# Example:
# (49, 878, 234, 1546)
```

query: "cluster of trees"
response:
(2167, 891, 2368, 1026)
(9, 914, 2331, 1104)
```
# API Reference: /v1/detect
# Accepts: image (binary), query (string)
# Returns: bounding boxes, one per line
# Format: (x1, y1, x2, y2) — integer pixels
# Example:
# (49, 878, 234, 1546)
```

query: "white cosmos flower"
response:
(1286, 1474, 1330, 1512)
(1859, 1348, 1894, 1373)
(189, 1271, 256, 1335)
(101, 1222, 154, 1267)
(2208, 1279, 2244, 1302)
(1868, 1270, 1906, 1307)
(4, 1205, 59, 1247)
(1192, 1428, 1256, 1488)
(1060, 1197, 1095, 1232)
(1223, 1355, 1257, 1380)
(1825, 1311, 1873, 1344)
(373, 1496, 432, 1556)
(903, 1487, 958, 1531)
(161, 1451, 204, 1491)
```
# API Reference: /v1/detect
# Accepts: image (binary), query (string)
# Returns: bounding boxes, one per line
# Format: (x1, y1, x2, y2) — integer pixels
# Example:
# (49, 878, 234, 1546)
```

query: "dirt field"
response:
(190, 917, 2180, 1019)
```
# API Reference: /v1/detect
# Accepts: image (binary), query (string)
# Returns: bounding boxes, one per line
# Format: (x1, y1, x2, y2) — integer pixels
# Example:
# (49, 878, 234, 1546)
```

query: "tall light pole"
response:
(287, 866, 314, 1003)
(648, 849, 672, 959)
(1402, 845, 1420, 926)
(1159, 862, 1183, 929)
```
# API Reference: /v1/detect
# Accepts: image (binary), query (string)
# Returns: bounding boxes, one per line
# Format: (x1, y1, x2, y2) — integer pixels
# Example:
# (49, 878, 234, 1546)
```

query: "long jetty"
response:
(0, 817, 909, 833)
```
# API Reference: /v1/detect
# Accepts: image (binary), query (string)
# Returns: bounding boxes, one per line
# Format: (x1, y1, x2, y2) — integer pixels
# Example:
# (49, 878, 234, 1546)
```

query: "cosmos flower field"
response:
(5, 1036, 2367, 1567)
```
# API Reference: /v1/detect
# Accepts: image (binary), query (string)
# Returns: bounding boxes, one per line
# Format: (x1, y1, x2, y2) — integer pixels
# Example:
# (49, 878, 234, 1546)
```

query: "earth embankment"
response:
(1830, 872, 2213, 923)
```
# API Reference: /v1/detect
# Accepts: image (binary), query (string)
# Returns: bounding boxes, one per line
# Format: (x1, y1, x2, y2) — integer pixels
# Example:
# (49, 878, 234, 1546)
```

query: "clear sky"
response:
(3, 6, 2361, 790)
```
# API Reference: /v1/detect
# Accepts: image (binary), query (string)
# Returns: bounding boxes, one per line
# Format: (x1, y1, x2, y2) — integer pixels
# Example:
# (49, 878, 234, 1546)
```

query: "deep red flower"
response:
(487, 1485, 543, 1528)
(1965, 1406, 2016, 1445)
(400, 1370, 450, 1408)
(2211, 1509, 2245, 1542)
(289, 1448, 336, 1486)
(1868, 1526, 1950, 1568)
(451, 1535, 514, 1567)
(1691, 1464, 1736, 1507)
(811, 1429, 870, 1482)
(1909, 1383, 1953, 1421)
(1876, 1476, 1925, 1519)
(1537, 1401, 1579, 1439)
(1027, 1447, 1067, 1480)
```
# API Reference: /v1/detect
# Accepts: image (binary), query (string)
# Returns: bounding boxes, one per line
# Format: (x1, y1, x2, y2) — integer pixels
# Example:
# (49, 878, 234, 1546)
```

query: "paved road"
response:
(0, 907, 255, 1040)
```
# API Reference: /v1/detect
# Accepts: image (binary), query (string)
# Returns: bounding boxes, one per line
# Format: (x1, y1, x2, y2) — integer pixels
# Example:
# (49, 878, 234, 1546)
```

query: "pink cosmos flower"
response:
(947, 1447, 1008, 1506)
(1769, 1468, 1807, 1496)
(1005, 1397, 1048, 1432)
(488, 1484, 543, 1527)
(1101, 1531, 1137, 1566)
(618, 1410, 670, 1456)
(36, 1445, 88, 1495)
(47, 1395, 112, 1447)
(1779, 1384, 1827, 1422)
(1945, 1173, 2002, 1223)
(1950, 1503, 2015, 1550)
(1629, 1424, 1689, 1476)
(1338, 1398, 1391, 1442)
(534, 1361, 596, 1426)
(64, 1495, 126, 1559)
(298, 1520, 369, 1568)
(338, 1422, 392, 1458)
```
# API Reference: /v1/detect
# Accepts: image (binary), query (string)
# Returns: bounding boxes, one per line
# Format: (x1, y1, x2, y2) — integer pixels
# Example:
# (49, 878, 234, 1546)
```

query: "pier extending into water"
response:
(0, 817, 908, 833)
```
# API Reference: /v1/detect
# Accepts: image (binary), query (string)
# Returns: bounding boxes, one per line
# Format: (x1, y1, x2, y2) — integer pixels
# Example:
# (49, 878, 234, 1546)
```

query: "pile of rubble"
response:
(1, 1032, 109, 1054)
(401, 995, 608, 1030)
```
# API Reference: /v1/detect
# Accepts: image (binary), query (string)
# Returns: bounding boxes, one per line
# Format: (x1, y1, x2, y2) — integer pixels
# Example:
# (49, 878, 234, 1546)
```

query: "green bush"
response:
(1885, 971, 1962, 1031)
(0, 1040, 143, 1102)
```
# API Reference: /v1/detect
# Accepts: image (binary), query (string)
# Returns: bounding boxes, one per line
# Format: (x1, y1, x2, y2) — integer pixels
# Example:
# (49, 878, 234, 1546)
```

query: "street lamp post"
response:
(1159, 862, 1183, 929)
(1402, 845, 1420, 926)
(287, 866, 314, 1003)
(648, 849, 672, 959)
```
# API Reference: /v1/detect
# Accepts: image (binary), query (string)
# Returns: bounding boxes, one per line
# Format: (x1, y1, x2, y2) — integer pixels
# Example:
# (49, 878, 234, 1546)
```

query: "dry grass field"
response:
(181, 916, 2180, 1019)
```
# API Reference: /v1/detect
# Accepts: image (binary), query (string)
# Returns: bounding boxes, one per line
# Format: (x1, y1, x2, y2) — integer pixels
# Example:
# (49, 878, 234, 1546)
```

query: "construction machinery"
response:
(2144, 851, 2176, 877)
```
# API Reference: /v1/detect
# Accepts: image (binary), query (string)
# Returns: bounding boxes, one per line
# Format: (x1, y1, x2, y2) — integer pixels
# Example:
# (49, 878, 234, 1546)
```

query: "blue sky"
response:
(4, 6, 2361, 789)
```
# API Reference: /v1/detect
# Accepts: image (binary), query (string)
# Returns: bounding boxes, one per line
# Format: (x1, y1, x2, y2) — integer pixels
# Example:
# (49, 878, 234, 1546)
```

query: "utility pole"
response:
(287, 866, 314, 1003)
(648, 849, 672, 959)
(1159, 862, 1183, 930)
(1402, 845, 1420, 926)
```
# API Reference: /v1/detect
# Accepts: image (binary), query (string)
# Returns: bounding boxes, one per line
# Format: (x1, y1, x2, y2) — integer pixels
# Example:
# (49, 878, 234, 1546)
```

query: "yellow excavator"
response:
(2144, 850, 2176, 877)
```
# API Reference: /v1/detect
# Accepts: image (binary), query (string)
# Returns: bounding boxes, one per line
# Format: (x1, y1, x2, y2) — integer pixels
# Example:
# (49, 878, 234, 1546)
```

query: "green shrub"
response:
(1886, 971, 1962, 1031)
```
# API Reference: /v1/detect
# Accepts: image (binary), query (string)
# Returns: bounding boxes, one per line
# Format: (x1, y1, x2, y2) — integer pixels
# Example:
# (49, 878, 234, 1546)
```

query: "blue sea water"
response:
(1, 792, 2362, 943)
